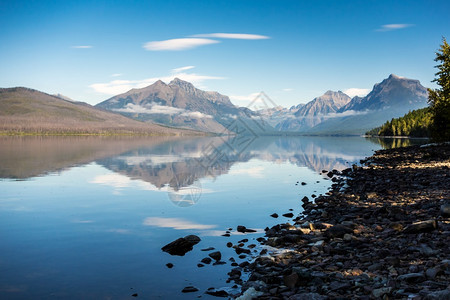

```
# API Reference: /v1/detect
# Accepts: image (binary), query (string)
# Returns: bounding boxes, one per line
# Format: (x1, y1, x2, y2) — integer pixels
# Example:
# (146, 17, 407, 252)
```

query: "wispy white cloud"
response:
(376, 24, 414, 32)
(111, 73, 122, 77)
(229, 92, 261, 105)
(344, 88, 370, 98)
(114, 103, 184, 115)
(113, 103, 213, 119)
(143, 217, 216, 230)
(192, 33, 270, 40)
(71, 45, 93, 49)
(180, 111, 213, 119)
(90, 72, 225, 95)
(143, 38, 219, 51)
(172, 66, 195, 73)
(282, 88, 293, 92)
(322, 109, 370, 119)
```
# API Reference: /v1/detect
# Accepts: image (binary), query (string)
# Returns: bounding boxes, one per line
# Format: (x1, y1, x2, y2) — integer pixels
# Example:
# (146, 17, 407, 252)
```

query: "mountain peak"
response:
(169, 77, 193, 86)
(154, 80, 167, 86)
(388, 74, 404, 80)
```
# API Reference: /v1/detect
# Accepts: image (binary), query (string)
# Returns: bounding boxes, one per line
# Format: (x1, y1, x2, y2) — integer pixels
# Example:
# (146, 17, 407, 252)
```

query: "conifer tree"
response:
(428, 38, 450, 141)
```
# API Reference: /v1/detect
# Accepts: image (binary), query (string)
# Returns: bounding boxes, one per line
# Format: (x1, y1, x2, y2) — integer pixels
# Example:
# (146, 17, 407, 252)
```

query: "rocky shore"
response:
(237, 143, 450, 299)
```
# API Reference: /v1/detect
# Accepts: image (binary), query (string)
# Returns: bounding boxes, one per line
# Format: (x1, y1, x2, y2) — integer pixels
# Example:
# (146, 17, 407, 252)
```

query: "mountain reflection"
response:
(0, 136, 393, 190)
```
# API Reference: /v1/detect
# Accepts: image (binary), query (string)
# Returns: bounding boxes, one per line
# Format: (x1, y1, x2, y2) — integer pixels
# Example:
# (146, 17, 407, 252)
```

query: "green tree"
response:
(428, 38, 450, 142)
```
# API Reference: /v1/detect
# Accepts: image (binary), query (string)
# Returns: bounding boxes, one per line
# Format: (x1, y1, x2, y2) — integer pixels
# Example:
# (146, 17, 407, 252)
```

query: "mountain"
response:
(96, 78, 266, 134)
(0, 87, 199, 135)
(275, 91, 351, 131)
(339, 74, 428, 112)
(305, 74, 429, 135)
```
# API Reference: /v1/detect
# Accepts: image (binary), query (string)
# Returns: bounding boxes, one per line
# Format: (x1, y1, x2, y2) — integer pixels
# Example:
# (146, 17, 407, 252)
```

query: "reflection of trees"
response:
(365, 137, 428, 149)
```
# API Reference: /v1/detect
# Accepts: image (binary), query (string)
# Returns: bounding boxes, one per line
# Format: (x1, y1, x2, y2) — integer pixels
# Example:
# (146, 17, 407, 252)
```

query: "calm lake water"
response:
(0, 136, 425, 299)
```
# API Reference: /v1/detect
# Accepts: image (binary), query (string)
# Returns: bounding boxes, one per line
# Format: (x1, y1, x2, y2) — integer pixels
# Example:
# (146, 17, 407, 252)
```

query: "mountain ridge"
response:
(0, 87, 201, 136)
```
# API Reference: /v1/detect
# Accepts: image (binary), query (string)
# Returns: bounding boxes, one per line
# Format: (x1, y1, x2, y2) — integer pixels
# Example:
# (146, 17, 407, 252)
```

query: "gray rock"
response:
(288, 292, 326, 300)
(424, 289, 450, 300)
(425, 267, 441, 279)
(372, 287, 392, 298)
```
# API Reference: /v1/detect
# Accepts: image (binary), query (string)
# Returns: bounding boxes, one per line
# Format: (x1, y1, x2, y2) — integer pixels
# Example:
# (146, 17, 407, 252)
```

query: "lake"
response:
(0, 135, 424, 299)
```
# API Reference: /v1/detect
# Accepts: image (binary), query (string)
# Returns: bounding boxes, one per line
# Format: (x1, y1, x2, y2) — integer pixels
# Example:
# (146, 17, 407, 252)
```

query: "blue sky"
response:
(1, 0, 449, 107)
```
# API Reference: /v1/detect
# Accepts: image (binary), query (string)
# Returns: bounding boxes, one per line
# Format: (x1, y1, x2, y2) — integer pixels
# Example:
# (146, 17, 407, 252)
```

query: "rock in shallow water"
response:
(181, 286, 199, 293)
(161, 235, 201, 256)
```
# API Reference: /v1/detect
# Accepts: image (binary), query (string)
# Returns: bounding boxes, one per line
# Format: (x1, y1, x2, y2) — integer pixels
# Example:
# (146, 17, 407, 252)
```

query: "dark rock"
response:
(424, 289, 450, 300)
(181, 286, 199, 293)
(325, 224, 353, 238)
(201, 247, 215, 251)
(237, 225, 247, 233)
(288, 293, 326, 300)
(235, 247, 251, 255)
(222, 233, 231, 237)
(197, 263, 204, 268)
(161, 235, 201, 256)
(226, 242, 233, 248)
(166, 263, 174, 268)
(201, 257, 212, 264)
(209, 251, 222, 261)
(131, 293, 138, 297)
(441, 203, 450, 217)
(205, 288, 229, 297)
(283, 213, 294, 218)
(397, 272, 426, 283)
(271, 213, 279, 218)
(284, 272, 299, 288)
(237, 225, 257, 233)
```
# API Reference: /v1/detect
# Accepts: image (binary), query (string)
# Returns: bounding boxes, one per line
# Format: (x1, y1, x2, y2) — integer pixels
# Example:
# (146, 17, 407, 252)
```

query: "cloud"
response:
(192, 33, 270, 40)
(113, 103, 213, 119)
(282, 88, 293, 92)
(376, 24, 414, 32)
(143, 217, 216, 230)
(344, 88, 370, 98)
(229, 92, 261, 105)
(322, 109, 370, 119)
(180, 111, 213, 119)
(113, 103, 184, 115)
(90, 72, 225, 95)
(71, 45, 93, 49)
(111, 73, 122, 77)
(143, 38, 219, 51)
(172, 66, 195, 73)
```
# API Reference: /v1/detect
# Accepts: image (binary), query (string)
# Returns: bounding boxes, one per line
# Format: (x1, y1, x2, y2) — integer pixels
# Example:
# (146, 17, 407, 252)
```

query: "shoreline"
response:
(237, 143, 449, 299)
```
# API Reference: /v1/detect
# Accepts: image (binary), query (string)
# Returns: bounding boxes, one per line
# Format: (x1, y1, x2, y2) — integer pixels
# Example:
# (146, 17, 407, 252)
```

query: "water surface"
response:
(0, 136, 418, 299)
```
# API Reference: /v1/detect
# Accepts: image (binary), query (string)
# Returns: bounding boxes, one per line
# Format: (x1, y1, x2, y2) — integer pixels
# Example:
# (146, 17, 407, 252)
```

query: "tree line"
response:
(366, 108, 432, 137)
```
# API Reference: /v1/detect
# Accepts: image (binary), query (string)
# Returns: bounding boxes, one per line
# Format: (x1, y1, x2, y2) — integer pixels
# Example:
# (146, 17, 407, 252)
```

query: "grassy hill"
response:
(0, 87, 202, 136)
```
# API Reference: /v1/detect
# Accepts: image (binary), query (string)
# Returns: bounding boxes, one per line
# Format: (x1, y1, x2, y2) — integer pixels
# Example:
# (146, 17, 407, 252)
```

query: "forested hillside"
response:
(366, 107, 432, 137)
